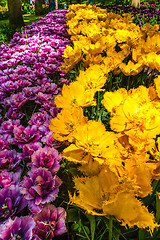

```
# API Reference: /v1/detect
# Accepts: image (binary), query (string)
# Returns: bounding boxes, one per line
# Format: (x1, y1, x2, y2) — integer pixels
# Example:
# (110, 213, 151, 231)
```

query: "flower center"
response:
(10, 233, 22, 240)
(50, 220, 56, 226)
(1, 204, 10, 217)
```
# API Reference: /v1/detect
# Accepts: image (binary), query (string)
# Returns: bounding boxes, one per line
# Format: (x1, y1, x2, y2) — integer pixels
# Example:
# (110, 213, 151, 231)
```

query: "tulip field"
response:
(1, 2, 160, 240)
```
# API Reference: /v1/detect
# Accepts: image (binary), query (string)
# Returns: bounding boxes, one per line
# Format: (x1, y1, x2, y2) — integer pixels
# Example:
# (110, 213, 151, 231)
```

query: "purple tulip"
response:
(33, 203, 67, 239)
(0, 185, 28, 223)
(5, 108, 25, 120)
(42, 82, 61, 94)
(22, 142, 42, 162)
(30, 146, 62, 173)
(1, 81, 19, 92)
(0, 216, 35, 240)
(11, 125, 41, 148)
(0, 149, 22, 171)
(20, 168, 62, 213)
(0, 139, 9, 150)
(0, 75, 9, 84)
(35, 92, 52, 105)
(0, 91, 6, 103)
(59, 77, 70, 86)
(3, 92, 28, 109)
(41, 131, 64, 148)
(17, 79, 31, 88)
(29, 111, 52, 127)
(23, 86, 42, 100)
(0, 119, 20, 135)
(0, 169, 21, 189)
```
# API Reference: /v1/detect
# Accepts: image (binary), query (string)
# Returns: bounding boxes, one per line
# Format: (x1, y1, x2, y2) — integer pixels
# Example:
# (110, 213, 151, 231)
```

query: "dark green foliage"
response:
(0, 0, 7, 6)
(0, 9, 8, 19)
(0, 14, 47, 44)
(0, 24, 18, 44)
(21, 5, 35, 14)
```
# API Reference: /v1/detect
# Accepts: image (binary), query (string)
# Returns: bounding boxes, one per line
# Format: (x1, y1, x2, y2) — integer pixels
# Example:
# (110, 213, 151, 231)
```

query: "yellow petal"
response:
(102, 192, 158, 231)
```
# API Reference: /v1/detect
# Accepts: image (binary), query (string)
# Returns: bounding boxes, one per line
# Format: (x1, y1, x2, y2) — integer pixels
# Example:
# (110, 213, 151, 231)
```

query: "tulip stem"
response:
(138, 229, 145, 240)
(96, 91, 100, 121)
(127, 75, 131, 91)
(109, 215, 113, 240)
(148, 69, 154, 87)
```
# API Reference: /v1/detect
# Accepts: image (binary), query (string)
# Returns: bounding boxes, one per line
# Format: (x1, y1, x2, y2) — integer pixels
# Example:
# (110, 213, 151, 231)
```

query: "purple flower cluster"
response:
(101, 4, 160, 26)
(0, 204, 67, 240)
(0, 9, 69, 239)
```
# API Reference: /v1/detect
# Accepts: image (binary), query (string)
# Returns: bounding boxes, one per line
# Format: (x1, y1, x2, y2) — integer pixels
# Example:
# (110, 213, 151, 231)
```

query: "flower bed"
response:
(1, 3, 160, 239)
(49, 4, 160, 238)
(0, 9, 70, 239)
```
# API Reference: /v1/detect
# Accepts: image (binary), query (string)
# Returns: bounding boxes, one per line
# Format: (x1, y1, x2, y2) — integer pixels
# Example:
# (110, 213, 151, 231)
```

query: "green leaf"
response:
(138, 229, 145, 240)
(81, 225, 90, 240)
(71, 219, 82, 233)
(85, 214, 96, 240)
(156, 192, 160, 222)
(70, 70, 76, 74)
(67, 208, 80, 223)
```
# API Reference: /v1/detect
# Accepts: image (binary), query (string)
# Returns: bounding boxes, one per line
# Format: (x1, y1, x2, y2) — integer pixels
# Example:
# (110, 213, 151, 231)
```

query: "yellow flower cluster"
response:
(49, 5, 160, 231)
(61, 4, 160, 77)
(0, 6, 8, 11)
